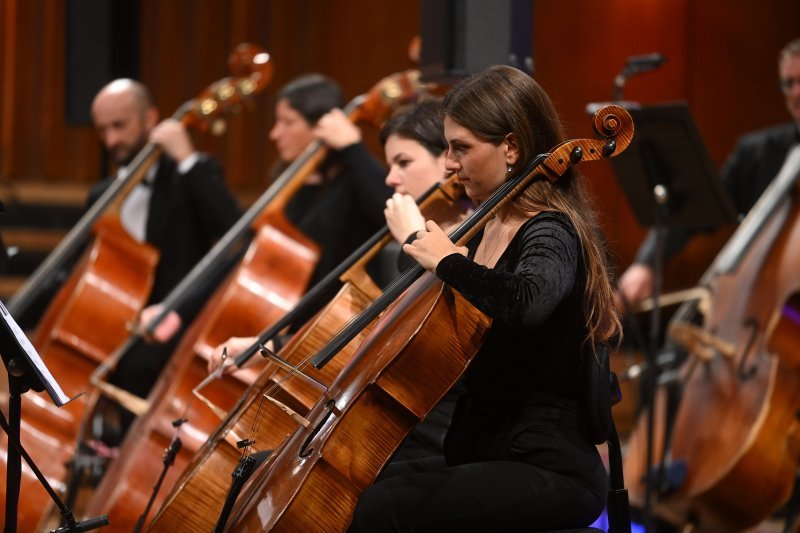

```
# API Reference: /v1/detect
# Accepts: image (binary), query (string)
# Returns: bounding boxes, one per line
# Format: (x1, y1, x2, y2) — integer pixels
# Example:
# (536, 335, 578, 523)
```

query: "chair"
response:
(545, 346, 631, 533)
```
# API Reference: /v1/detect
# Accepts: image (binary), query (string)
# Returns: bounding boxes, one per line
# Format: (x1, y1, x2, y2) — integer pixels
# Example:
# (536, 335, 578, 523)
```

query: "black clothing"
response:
(284, 142, 390, 286)
(351, 212, 607, 532)
(283, 142, 390, 326)
(636, 122, 800, 266)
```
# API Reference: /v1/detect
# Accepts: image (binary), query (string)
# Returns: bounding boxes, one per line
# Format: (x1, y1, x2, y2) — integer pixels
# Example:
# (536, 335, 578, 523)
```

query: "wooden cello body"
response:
(0, 44, 273, 532)
(81, 70, 433, 529)
(143, 178, 466, 531)
(624, 147, 800, 531)
(229, 271, 490, 531)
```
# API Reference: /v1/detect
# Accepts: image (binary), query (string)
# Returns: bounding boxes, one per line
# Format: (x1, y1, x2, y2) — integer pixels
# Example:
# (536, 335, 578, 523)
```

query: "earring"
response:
(507, 166, 513, 173)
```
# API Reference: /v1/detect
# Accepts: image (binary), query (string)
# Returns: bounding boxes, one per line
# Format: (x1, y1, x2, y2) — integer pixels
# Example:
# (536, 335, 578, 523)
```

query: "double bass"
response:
(624, 146, 800, 531)
(81, 69, 434, 530)
(0, 44, 272, 532)
(221, 106, 633, 530)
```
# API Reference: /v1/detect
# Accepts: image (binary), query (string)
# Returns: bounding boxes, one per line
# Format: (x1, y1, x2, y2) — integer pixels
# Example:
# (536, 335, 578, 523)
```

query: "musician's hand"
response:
(403, 220, 467, 272)
(314, 109, 361, 150)
(615, 263, 655, 313)
(385, 193, 426, 244)
(139, 304, 182, 343)
(150, 119, 196, 165)
(207, 336, 264, 374)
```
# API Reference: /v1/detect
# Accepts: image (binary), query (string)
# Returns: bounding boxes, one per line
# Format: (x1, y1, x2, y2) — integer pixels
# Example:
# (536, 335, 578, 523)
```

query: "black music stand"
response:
(611, 103, 737, 232)
(0, 302, 108, 532)
(607, 102, 737, 532)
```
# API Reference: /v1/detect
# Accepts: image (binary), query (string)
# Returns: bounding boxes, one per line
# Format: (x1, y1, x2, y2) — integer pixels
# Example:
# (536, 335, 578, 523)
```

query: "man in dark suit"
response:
(617, 38, 800, 306)
(89, 79, 241, 400)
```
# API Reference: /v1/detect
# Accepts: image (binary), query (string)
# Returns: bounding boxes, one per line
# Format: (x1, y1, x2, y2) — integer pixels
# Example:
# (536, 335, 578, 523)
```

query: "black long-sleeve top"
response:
(282, 142, 391, 328)
(435, 211, 590, 465)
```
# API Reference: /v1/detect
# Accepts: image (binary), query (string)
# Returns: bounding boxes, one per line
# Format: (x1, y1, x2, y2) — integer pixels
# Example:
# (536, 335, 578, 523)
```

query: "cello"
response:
(221, 106, 633, 531)
(623, 146, 800, 531)
(144, 175, 466, 532)
(0, 43, 273, 532)
(80, 70, 433, 530)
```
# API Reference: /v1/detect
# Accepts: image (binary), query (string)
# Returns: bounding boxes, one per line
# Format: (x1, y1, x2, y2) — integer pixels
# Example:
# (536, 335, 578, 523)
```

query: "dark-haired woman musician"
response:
(350, 65, 621, 532)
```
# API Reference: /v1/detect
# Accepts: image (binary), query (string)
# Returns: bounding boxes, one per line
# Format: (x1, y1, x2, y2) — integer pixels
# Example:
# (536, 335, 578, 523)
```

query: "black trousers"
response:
(350, 408, 607, 532)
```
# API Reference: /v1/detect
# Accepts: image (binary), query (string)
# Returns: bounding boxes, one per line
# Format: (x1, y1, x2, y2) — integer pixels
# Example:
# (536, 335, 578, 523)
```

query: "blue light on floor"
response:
(589, 508, 645, 532)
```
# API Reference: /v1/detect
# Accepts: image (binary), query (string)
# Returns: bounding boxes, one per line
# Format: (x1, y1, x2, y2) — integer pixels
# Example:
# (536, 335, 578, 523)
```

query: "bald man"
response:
(88, 79, 241, 405)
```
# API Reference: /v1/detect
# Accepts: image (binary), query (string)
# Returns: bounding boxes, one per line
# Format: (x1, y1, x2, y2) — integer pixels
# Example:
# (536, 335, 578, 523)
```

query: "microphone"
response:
(587, 52, 667, 114)
(614, 52, 667, 100)
(625, 53, 667, 74)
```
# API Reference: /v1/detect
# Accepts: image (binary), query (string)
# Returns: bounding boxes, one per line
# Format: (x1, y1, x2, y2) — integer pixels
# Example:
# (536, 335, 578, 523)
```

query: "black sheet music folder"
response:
(610, 102, 738, 230)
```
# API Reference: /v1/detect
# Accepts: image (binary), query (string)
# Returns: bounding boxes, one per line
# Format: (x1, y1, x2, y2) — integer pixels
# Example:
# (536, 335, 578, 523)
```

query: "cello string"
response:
(173, 73, 436, 459)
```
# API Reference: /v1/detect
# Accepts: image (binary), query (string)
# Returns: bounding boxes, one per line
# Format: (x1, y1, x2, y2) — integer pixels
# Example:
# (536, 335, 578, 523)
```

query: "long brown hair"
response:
(441, 65, 621, 348)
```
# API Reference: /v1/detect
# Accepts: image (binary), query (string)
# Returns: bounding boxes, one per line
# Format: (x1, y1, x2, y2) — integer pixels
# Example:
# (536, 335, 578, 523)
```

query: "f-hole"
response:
(736, 319, 759, 380)
(299, 400, 335, 458)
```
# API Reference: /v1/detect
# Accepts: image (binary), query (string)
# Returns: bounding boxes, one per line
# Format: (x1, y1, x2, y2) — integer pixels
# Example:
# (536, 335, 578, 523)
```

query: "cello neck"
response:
(232, 174, 466, 368)
(707, 146, 800, 276)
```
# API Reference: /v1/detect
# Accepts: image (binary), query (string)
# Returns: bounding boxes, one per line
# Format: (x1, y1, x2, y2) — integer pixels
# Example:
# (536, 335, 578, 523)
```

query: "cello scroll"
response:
(541, 105, 634, 180)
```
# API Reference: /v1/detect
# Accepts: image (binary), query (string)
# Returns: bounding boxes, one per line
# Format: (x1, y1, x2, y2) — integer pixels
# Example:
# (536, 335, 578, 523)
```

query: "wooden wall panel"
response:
(1, 0, 44, 180)
(133, 0, 419, 191)
(0, 0, 99, 185)
(0, 0, 798, 290)
(534, 0, 693, 279)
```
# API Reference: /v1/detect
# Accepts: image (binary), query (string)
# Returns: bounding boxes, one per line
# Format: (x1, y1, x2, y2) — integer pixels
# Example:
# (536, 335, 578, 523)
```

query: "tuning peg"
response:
(211, 119, 227, 136)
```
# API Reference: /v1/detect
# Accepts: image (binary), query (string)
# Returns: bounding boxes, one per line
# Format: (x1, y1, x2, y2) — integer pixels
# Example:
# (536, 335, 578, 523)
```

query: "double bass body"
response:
(625, 149, 800, 531)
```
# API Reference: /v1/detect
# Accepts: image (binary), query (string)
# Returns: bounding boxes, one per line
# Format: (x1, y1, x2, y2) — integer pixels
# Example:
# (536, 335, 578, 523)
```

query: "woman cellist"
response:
(347, 65, 622, 531)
